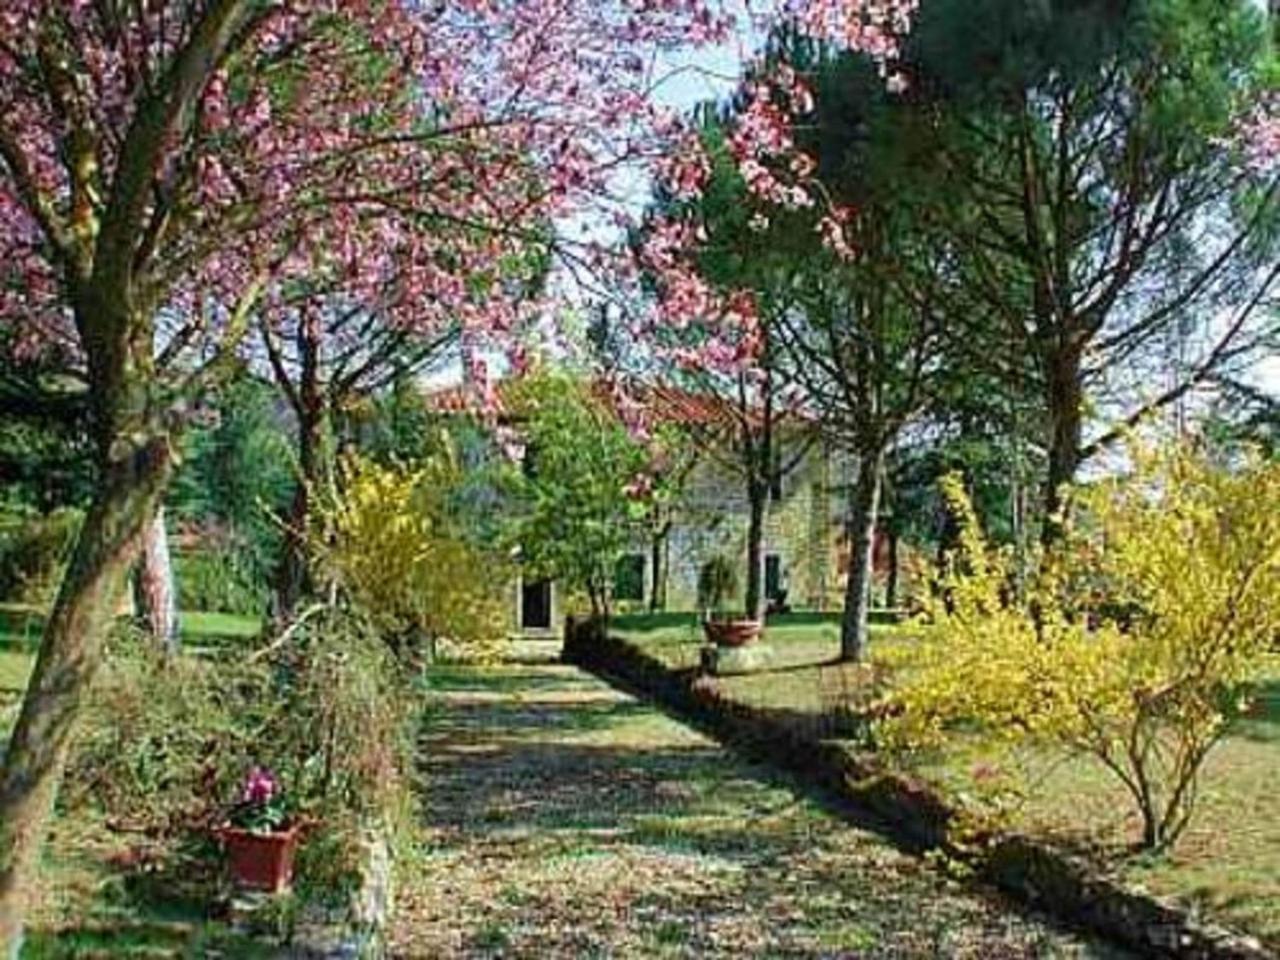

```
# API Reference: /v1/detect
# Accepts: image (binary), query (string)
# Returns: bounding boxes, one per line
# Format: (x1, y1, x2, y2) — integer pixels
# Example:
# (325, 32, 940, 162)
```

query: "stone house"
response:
(428, 380, 883, 638)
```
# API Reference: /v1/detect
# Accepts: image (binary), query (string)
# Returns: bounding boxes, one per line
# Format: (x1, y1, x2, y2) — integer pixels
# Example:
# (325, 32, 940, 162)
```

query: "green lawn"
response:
(612, 614, 1280, 950)
(0, 603, 46, 651)
(974, 666, 1280, 946)
(613, 611, 898, 717)
(178, 610, 262, 642)
(0, 603, 261, 649)
(0, 606, 270, 957)
(0, 649, 33, 691)
(614, 610, 903, 663)
(24, 809, 276, 960)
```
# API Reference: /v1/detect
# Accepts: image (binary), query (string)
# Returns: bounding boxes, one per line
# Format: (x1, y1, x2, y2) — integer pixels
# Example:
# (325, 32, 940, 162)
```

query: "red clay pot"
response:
(703, 619, 763, 647)
(220, 824, 301, 893)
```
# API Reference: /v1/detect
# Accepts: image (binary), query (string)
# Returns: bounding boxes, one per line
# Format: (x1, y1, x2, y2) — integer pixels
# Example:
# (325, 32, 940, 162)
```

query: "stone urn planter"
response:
(698, 556, 762, 647)
(220, 823, 303, 893)
(703, 618, 763, 647)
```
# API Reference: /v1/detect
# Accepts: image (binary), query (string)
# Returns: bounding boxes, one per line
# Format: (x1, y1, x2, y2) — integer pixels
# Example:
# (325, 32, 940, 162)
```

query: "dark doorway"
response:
(521, 578, 552, 630)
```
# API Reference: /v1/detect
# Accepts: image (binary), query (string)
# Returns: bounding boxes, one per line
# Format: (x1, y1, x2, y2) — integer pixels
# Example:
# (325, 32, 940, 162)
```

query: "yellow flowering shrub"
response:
(877, 442, 1280, 851)
(316, 447, 509, 662)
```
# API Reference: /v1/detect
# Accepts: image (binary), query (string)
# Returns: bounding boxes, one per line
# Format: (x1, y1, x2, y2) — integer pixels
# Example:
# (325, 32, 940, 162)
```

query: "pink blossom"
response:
(1239, 95, 1280, 174)
(240, 766, 278, 807)
(1, 0, 920, 404)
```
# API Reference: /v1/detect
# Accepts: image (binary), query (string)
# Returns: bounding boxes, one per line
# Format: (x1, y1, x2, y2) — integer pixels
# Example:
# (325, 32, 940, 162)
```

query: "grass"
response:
(895, 661, 1280, 947)
(178, 610, 261, 641)
(24, 809, 276, 960)
(987, 666, 1280, 946)
(0, 603, 260, 651)
(613, 610, 899, 718)
(0, 650, 33, 693)
(613, 610, 905, 671)
(612, 613, 1280, 950)
(0, 603, 46, 651)
(0, 606, 262, 730)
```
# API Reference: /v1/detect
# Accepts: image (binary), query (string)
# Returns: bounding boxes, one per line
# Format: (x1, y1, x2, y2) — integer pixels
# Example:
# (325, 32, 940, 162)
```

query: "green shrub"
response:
(316, 453, 509, 661)
(63, 627, 273, 833)
(174, 548, 269, 616)
(64, 610, 416, 915)
(697, 555, 738, 617)
(0, 507, 83, 605)
(267, 607, 416, 903)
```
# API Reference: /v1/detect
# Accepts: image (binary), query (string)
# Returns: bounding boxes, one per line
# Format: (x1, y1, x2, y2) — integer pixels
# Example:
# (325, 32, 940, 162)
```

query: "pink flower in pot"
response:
(220, 766, 301, 893)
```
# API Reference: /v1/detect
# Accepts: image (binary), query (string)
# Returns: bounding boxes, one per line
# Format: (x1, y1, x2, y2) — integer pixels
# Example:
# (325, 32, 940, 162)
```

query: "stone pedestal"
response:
(701, 643, 778, 676)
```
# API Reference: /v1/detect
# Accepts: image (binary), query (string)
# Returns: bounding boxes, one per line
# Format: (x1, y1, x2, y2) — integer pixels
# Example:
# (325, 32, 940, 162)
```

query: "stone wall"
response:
(663, 437, 840, 612)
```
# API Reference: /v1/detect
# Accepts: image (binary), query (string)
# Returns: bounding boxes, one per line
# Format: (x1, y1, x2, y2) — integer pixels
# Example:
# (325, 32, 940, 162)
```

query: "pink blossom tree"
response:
(0, 0, 744, 943)
(0, 0, 936, 943)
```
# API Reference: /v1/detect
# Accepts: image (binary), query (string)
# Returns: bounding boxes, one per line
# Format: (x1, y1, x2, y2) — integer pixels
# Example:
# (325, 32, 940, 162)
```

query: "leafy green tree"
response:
(0, 359, 92, 514)
(0, 344, 182, 645)
(1202, 374, 1280, 458)
(906, 0, 1279, 543)
(167, 373, 294, 614)
(643, 115, 819, 623)
(769, 43, 953, 659)
(654, 39, 951, 655)
(256, 299, 463, 617)
(507, 373, 650, 619)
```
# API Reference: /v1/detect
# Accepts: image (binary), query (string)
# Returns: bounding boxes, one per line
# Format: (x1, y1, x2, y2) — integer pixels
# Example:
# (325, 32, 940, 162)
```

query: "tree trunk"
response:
(744, 483, 768, 621)
(1041, 346, 1083, 548)
(133, 506, 178, 652)
(274, 337, 327, 619)
(885, 526, 900, 610)
(841, 448, 884, 662)
(0, 438, 170, 955)
(588, 570, 609, 623)
(648, 520, 670, 614)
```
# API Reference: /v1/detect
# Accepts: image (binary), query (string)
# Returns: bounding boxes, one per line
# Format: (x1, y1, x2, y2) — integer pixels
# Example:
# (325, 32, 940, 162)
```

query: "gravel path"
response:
(391, 658, 1129, 959)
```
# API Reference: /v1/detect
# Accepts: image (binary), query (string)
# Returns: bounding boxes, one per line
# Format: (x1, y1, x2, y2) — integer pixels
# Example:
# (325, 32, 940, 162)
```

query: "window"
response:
(765, 554, 784, 600)
(613, 553, 645, 602)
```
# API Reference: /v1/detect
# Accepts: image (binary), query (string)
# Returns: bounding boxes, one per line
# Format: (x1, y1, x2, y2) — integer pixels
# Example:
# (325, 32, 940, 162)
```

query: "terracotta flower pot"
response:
(220, 824, 301, 893)
(703, 619, 763, 647)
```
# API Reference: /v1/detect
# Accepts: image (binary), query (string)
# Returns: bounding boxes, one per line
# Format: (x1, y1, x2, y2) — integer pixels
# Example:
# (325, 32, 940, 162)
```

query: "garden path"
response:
(391, 653, 1129, 959)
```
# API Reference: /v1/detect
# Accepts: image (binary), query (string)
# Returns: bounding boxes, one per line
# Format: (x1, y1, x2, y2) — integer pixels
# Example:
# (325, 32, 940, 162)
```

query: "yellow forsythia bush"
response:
(877, 441, 1280, 851)
(317, 445, 510, 661)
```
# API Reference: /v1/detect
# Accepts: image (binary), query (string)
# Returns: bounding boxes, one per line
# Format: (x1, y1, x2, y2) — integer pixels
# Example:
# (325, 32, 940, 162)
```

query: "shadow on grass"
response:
(422, 694, 858, 862)
(21, 849, 272, 959)
(417, 665, 1133, 959)
(0, 604, 44, 653)
(424, 696, 655, 738)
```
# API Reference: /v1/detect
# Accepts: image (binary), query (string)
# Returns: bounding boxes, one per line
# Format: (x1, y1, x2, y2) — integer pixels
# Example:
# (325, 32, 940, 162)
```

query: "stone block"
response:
(701, 643, 778, 676)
